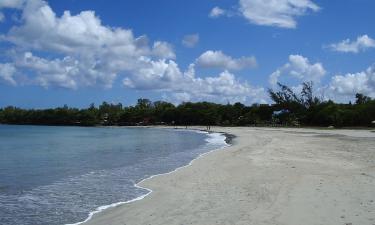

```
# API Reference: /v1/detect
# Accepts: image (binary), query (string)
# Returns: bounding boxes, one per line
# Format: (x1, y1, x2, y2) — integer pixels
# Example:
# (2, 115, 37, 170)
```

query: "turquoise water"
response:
(0, 125, 227, 225)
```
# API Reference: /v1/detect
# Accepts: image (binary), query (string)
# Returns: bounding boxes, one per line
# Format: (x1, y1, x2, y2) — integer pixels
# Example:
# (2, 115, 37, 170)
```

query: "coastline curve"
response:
(67, 128, 232, 225)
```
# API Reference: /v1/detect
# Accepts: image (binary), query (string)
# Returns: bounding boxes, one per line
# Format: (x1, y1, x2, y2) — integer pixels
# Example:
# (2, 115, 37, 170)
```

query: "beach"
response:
(83, 127, 375, 225)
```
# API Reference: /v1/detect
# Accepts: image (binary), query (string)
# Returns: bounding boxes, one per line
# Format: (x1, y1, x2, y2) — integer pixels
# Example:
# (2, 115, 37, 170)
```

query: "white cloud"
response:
(209, 6, 226, 18)
(328, 35, 375, 53)
(0, 0, 26, 22)
(123, 61, 266, 103)
(328, 65, 375, 98)
(0, 0, 267, 104)
(269, 54, 326, 86)
(12, 51, 118, 89)
(0, 0, 26, 9)
(123, 59, 182, 91)
(5, 0, 154, 57)
(239, 0, 320, 28)
(196, 50, 257, 71)
(182, 34, 199, 48)
(168, 92, 192, 103)
(1, 0, 176, 89)
(0, 63, 17, 85)
(152, 41, 176, 59)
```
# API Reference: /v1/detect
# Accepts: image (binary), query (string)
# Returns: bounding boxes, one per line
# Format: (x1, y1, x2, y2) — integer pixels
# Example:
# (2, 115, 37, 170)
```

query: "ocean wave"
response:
(67, 129, 229, 225)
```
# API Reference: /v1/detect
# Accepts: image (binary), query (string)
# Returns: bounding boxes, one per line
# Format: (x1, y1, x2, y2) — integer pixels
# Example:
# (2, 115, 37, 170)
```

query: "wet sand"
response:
(83, 127, 375, 225)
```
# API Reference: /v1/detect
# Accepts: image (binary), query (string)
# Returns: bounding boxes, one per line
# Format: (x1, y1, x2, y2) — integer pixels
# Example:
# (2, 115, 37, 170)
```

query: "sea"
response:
(0, 125, 228, 225)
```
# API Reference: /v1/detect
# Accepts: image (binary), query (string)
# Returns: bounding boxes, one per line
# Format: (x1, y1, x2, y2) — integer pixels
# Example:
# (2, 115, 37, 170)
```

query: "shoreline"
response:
(82, 126, 375, 225)
(67, 127, 231, 225)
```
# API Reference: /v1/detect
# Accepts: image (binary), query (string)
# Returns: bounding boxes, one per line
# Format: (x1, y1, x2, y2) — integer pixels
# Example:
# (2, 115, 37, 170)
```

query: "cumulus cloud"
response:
(0, 0, 266, 103)
(209, 6, 226, 18)
(1, 0, 176, 89)
(0, 0, 26, 9)
(11, 51, 118, 89)
(152, 41, 176, 59)
(328, 35, 375, 53)
(269, 55, 326, 86)
(123, 62, 266, 103)
(5, 0, 154, 57)
(196, 50, 257, 71)
(0, 63, 17, 85)
(328, 65, 375, 98)
(182, 34, 199, 48)
(239, 0, 320, 28)
(0, 0, 27, 22)
(123, 59, 182, 91)
(209, 1, 319, 28)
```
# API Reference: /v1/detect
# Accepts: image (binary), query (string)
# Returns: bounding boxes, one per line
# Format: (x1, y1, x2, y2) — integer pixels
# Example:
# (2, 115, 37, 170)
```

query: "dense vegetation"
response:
(1, 82, 374, 127)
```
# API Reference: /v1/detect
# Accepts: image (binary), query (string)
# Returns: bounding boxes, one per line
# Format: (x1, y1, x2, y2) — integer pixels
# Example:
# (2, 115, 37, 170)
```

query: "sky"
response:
(0, 0, 374, 108)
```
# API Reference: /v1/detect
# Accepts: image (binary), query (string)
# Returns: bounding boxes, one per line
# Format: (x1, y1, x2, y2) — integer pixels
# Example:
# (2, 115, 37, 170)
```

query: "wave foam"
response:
(66, 129, 229, 225)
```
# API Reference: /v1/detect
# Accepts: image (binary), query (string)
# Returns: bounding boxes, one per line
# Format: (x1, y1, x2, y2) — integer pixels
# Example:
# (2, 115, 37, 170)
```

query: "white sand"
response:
(83, 127, 375, 225)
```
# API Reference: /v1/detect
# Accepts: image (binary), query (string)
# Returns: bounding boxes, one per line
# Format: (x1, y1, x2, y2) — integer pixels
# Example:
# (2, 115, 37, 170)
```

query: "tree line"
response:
(1, 82, 374, 127)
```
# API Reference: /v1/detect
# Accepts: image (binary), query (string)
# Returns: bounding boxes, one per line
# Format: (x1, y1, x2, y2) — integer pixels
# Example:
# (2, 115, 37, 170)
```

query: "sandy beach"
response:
(83, 127, 375, 225)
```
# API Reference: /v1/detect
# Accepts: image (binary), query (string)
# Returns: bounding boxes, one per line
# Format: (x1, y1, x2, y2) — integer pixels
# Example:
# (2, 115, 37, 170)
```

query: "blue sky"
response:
(0, 0, 374, 108)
